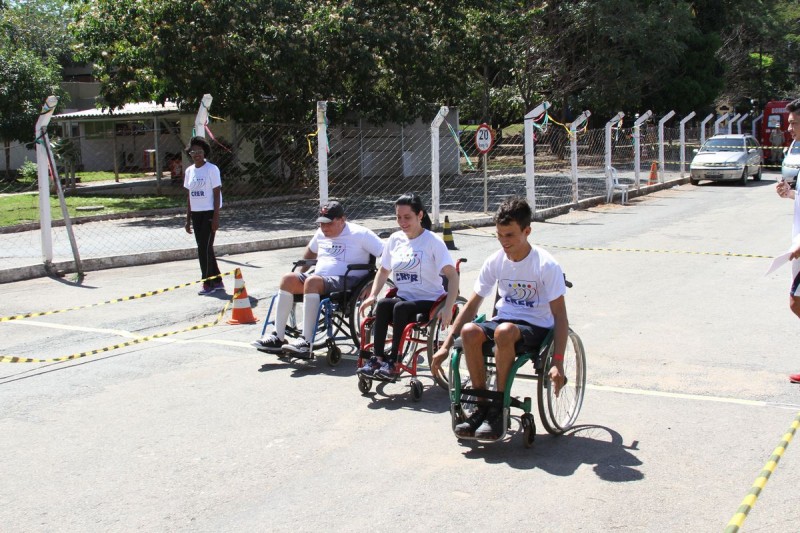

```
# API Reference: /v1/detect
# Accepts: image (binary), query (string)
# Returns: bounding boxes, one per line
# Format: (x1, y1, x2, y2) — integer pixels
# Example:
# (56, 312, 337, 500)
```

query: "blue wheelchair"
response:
(258, 259, 377, 365)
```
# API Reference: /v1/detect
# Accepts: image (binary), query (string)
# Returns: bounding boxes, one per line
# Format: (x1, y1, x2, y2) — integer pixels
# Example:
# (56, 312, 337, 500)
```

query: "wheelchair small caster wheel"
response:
(521, 414, 536, 448)
(326, 345, 342, 366)
(358, 377, 372, 394)
(410, 379, 423, 402)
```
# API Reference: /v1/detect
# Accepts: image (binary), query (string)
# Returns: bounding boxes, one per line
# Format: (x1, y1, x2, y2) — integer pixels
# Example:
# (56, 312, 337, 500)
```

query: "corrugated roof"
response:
(54, 101, 181, 120)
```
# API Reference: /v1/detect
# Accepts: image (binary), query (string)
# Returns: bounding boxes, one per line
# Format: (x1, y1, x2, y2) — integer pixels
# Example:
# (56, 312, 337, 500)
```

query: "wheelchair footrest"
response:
(457, 388, 528, 413)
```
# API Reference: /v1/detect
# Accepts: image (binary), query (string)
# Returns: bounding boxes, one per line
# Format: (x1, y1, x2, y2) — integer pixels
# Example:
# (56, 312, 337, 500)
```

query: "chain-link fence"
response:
(0, 107, 765, 278)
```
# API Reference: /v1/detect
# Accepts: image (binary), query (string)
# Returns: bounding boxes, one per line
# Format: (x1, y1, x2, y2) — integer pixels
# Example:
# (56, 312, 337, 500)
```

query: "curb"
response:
(0, 178, 688, 284)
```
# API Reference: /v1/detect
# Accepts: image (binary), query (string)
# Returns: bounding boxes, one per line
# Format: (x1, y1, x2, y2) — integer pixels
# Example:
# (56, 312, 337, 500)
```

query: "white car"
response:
(689, 134, 763, 186)
(781, 140, 800, 184)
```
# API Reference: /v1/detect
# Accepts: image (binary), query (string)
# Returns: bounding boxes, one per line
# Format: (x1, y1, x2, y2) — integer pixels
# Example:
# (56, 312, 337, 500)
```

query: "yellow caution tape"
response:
(724, 411, 800, 532)
(0, 273, 245, 364)
(0, 271, 236, 323)
(462, 226, 772, 259)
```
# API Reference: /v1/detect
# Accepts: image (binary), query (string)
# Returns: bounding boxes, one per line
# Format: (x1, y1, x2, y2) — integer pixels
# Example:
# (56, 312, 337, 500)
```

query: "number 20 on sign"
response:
(475, 123, 494, 154)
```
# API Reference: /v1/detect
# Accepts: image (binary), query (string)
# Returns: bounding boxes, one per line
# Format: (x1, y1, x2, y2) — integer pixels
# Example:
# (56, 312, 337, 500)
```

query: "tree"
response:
(70, 0, 474, 125)
(1, 0, 71, 178)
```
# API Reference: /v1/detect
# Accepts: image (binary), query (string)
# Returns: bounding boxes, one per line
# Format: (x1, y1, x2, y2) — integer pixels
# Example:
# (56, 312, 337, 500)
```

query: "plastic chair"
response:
(606, 166, 630, 204)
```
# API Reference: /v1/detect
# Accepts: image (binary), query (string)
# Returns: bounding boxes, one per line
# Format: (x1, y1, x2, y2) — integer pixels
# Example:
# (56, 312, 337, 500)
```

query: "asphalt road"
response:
(1, 172, 799, 532)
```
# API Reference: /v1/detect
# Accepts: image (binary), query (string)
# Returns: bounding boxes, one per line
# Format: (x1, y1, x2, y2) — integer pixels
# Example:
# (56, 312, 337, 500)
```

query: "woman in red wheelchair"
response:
(358, 193, 459, 378)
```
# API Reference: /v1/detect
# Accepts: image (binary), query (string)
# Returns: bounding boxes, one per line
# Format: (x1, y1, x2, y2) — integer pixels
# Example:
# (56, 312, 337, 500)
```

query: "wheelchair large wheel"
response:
(347, 278, 394, 347)
(431, 296, 468, 390)
(537, 328, 586, 434)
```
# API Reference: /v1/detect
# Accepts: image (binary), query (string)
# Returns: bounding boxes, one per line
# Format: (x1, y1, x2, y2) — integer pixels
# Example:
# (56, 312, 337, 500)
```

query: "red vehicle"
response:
(759, 100, 791, 163)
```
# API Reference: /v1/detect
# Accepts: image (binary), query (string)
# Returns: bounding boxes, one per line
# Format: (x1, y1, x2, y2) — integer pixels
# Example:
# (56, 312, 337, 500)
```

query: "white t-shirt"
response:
(184, 162, 222, 212)
(309, 222, 384, 277)
(792, 184, 800, 278)
(381, 229, 455, 301)
(474, 245, 566, 328)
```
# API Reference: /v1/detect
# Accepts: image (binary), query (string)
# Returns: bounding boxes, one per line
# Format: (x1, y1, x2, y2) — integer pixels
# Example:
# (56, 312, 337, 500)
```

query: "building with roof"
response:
(52, 100, 188, 180)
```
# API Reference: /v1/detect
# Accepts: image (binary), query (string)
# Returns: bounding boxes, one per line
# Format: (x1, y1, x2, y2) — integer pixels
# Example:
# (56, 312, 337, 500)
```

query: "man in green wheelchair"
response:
(432, 197, 568, 440)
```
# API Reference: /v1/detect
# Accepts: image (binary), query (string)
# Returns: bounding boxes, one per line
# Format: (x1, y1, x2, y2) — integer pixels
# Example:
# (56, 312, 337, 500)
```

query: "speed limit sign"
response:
(475, 123, 494, 154)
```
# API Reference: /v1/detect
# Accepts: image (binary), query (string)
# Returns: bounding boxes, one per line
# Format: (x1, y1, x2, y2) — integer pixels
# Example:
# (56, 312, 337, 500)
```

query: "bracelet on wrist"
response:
(552, 353, 564, 362)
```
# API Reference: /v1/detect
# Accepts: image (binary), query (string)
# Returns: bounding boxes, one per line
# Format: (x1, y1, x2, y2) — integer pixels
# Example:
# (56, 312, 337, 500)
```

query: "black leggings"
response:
(373, 298, 435, 361)
(191, 210, 221, 283)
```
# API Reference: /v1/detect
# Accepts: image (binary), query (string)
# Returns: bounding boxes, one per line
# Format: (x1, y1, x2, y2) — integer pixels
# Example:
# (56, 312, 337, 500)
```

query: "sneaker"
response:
(282, 338, 311, 357)
(790, 373, 800, 384)
(376, 360, 398, 379)
(454, 405, 488, 437)
(198, 283, 214, 295)
(474, 406, 504, 440)
(212, 280, 225, 292)
(251, 334, 286, 353)
(357, 356, 381, 376)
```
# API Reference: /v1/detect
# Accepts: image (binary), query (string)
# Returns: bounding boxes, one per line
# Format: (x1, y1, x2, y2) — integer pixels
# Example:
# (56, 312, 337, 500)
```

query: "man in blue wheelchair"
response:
(432, 197, 568, 441)
(252, 201, 384, 358)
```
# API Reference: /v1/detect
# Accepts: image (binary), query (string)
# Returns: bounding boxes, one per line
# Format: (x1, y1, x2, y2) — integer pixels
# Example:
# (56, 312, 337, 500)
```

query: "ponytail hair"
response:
(395, 192, 432, 230)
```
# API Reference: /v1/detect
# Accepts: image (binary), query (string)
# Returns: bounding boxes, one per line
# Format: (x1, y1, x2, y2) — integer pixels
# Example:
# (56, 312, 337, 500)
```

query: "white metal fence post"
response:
(714, 113, 728, 135)
(194, 94, 213, 138)
(430, 106, 449, 227)
(658, 111, 676, 183)
(736, 113, 749, 134)
(634, 111, 653, 188)
(728, 113, 741, 134)
(35, 95, 59, 267)
(605, 112, 625, 197)
(679, 112, 696, 177)
(700, 113, 713, 145)
(752, 113, 763, 140)
(153, 116, 161, 193)
(569, 110, 591, 204)
(524, 101, 550, 217)
(317, 101, 329, 205)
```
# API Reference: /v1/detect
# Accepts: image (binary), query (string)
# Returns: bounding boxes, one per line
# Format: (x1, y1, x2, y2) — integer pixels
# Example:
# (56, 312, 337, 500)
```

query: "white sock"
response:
(274, 290, 293, 340)
(302, 293, 321, 342)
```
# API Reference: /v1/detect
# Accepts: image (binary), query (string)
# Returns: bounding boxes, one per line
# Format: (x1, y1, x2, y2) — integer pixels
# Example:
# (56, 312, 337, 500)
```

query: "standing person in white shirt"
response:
(358, 193, 459, 379)
(184, 136, 223, 295)
(775, 98, 800, 383)
(431, 197, 568, 439)
(253, 201, 385, 357)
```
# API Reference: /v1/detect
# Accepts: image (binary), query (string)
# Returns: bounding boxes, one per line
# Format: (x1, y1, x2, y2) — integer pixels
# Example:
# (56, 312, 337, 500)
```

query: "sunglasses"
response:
(187, 149, 204, 156)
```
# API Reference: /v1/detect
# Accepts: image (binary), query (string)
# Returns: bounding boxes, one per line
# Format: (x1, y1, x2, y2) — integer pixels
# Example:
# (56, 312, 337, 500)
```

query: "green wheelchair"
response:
(446, 319, 586, 447)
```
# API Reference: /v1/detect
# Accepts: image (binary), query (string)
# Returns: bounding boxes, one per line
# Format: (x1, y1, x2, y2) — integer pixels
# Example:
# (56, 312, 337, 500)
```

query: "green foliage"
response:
(68, 0, 800, 128)
(0, 0, 70, 144)
(18, 159, 38, 181)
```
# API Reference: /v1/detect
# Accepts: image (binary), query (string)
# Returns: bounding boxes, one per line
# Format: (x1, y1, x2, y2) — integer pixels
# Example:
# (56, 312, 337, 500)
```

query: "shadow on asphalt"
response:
(458, 423, 643, 481)
(359, 378, 450, 414)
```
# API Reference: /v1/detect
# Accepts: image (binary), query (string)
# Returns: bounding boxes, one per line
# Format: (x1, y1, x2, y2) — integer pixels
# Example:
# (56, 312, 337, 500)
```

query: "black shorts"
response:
(477, 319, 551, 355)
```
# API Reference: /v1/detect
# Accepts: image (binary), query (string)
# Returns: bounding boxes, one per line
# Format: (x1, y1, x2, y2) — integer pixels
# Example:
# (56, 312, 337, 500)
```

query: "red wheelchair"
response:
(356, 259, 467, 401)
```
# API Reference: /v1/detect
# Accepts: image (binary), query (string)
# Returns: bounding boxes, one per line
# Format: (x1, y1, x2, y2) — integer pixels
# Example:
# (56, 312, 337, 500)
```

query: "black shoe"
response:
(454, 405, 489, 437)
(474, 406, 504, 440)
(251, 334, 287, 354)
(282, 338, 311, 357)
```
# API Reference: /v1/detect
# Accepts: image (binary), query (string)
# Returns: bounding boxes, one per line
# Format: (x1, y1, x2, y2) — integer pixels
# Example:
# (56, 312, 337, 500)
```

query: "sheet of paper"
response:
(765, 251, 792, 276)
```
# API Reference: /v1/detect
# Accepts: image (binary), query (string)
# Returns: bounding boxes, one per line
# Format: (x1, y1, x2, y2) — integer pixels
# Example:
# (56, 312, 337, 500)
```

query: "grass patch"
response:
(0, 194, 184, 227)
(1, 171, 154, 195)
(76, 171, 152, 183)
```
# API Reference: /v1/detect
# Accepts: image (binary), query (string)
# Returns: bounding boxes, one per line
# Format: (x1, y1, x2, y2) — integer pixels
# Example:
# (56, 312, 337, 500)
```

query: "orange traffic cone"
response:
(227, 268, 258, 325)
(443, 215, 457, 250)
(648, 161, 658, 185)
